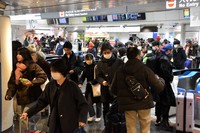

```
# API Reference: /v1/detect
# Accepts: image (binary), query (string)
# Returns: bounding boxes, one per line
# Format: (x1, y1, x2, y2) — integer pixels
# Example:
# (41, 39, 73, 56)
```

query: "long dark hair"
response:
(17, 47, 33, 62)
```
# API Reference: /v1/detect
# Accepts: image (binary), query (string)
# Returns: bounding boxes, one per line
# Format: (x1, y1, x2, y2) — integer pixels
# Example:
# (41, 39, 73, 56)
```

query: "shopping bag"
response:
(91, 83, 101, 97)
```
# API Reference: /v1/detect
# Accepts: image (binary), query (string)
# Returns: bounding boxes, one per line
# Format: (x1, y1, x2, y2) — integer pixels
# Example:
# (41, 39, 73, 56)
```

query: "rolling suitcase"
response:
(19, 118, 46, 133)
(176, 92, 194, 133)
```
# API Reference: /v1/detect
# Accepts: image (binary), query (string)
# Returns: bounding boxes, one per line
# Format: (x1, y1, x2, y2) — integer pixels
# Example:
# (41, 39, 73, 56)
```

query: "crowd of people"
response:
(4, 35, 200, 133)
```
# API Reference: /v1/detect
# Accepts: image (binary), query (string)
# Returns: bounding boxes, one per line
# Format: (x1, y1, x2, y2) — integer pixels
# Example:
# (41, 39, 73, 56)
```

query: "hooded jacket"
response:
(111, 58, 164, 111)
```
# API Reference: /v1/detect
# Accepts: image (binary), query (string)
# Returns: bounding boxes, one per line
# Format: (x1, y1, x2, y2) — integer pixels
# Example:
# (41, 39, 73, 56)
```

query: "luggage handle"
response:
(19, 117, 29, 133)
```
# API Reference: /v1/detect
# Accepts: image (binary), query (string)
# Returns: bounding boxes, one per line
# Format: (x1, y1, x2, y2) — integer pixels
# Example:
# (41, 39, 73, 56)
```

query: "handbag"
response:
(91, 65, 101, 97)
(91, 83, 101, 97)
(74, 127, 86, 133)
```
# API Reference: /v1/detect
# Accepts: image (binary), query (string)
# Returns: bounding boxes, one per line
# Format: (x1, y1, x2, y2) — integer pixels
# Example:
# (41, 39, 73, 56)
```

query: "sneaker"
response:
(155, 117, 161, 126)
(87, 116, 94, 122)
(95, 118, 101, 122)
(155, 121, 161, 126)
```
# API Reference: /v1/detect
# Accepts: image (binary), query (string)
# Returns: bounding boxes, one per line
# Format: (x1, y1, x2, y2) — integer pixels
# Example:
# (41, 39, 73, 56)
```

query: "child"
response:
(78, 53, 102, 122)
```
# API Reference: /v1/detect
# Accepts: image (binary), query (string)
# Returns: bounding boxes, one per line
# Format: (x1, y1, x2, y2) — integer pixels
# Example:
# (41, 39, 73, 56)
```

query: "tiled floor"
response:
(4, 82, 200, 133)
(4, 106, 200, 133)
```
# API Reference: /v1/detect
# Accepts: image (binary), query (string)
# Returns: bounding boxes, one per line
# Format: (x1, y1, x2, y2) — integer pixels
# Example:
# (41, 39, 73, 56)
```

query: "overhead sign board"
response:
(166, 0, 199, 9)
(41, 6, 126, 19)
(179, 0, 199, 8)
(59, 9, 96, 18)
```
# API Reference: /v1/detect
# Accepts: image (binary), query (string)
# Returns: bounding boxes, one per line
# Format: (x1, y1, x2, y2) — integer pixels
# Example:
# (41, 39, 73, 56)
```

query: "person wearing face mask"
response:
(96, 41, 124, 132)
(78, 53, 102, 122)
(144, 41, 161, 72)
(21, 59, 89, 133)
(62, 41, 84, 83)
(173, 40, 186, 69)
(153, 43, 175, 130)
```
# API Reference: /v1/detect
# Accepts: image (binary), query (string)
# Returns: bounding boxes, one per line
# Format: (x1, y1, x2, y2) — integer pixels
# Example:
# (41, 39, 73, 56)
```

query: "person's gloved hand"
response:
(5, 95, 12, 100)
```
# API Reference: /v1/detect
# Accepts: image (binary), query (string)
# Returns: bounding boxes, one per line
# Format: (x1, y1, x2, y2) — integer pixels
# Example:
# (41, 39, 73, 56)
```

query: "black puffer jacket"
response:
(173, 46, 186, 69)
(155, 54, 176, 106)
(111, 59, 164, 112)
(96, 54, 124, 102)
(62, 51, 84, 83)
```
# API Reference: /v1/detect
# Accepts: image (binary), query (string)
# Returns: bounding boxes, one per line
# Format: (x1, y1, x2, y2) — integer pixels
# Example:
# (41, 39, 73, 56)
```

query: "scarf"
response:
(15, 62, 27, 84)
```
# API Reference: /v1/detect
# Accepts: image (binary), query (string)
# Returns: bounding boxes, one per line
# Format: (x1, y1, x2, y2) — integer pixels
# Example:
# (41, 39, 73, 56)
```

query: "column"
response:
(0, 16, 13, 132)
(181, 24, 186, 46)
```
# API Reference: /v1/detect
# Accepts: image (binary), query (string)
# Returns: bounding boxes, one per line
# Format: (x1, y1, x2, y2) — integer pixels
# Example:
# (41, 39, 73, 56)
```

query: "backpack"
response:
(55, 43, 63, 55)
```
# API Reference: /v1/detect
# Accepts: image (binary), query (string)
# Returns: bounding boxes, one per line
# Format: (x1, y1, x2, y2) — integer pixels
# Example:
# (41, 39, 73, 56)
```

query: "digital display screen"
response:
(112, 14, 118, 21)
(58, 18, 68, 25)
(83, 15, 108, 22)
(183, 8, 190, 19)
(112, 13, 145, 21)
(47, 19, 56, 25)
(127, 13, 138, 20)
(82, 17, 87, 22)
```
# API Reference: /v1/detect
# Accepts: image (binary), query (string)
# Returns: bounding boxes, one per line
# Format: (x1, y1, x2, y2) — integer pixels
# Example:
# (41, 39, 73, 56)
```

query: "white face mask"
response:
(85, 60, 93, 65)
(51, 72, 62, 80)
(147, 50, 152, 53)
(103, 53, 112, 59)
(174, 44, 178, 48)
(138, 46, 142, 50)
(152, 47, 157, 51)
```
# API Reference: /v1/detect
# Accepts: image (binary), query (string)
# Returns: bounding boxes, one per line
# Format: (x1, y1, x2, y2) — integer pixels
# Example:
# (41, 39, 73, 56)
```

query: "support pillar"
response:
(181, 24, 186, 46)
(0, 16, 13, 132)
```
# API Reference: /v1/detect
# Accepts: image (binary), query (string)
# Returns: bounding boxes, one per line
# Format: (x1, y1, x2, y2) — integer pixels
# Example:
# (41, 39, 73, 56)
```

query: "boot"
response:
(160, 119, 173, 131)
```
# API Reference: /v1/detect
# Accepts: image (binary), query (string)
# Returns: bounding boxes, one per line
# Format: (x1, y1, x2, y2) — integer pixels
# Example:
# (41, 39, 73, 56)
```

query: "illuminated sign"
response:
(63, 9, 96, 17)
(166, 0, 177, 9)
(166, 0, 199, 9)
(179, 0, 199, 8)
(183, 8, 190, 18)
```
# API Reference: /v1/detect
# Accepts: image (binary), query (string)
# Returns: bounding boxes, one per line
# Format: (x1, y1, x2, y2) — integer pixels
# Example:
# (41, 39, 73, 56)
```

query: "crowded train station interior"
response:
(0, 0, 200, 133)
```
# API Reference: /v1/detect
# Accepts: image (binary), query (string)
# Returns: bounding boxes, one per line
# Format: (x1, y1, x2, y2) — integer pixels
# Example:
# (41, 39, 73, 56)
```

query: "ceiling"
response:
(2, 0, 188, 32)
(2, 0, 163, 15)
